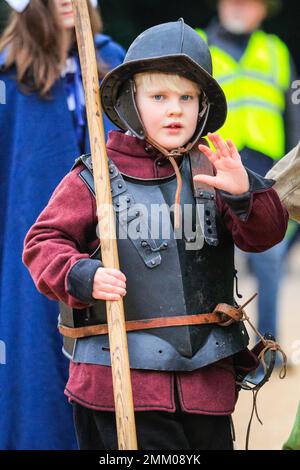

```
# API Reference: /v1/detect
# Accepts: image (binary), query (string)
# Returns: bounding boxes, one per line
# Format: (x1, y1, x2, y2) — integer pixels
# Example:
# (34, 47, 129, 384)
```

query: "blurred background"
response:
(1, 0, 300, 70)
(101, 0, 300, 73)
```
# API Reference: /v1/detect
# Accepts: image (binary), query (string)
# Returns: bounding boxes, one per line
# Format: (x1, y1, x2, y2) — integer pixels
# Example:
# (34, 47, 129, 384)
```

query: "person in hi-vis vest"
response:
(197, 0, 300, 367)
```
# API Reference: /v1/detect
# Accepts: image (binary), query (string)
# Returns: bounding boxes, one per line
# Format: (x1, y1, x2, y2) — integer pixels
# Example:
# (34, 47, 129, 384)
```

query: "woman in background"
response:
(0, 0, 125, 450)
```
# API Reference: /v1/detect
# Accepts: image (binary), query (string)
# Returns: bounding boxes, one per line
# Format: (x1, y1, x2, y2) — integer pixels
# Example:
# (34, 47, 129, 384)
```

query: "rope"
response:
(240, 298, 287, 380)
(144, 137, 191, 230)
(168, 156, 183, 229)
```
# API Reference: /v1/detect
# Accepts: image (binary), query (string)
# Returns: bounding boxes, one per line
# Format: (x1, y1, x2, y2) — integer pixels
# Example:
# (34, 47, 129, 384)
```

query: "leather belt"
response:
(58, 303, 244, 339)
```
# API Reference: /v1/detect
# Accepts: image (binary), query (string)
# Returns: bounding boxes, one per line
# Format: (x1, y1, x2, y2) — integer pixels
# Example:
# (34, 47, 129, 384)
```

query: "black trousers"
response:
(72, 385, 233, 450)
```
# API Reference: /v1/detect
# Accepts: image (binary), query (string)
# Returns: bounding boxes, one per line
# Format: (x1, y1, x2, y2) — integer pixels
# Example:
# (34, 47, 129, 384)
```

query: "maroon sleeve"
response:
(216, 187, 289, 252)
(23, 168, 98, 309)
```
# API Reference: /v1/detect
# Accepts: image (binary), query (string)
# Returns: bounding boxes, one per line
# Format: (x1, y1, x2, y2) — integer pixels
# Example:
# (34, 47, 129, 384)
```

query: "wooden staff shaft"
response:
(72, 0, 137, 450)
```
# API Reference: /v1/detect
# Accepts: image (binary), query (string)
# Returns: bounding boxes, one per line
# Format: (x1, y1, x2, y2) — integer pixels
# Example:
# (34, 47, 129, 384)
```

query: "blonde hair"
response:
(134, 72, 201, 95)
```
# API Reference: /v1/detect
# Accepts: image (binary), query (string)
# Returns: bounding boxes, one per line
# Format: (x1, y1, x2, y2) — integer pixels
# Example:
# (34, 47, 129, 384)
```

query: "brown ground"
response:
(232, 243, 300, 450)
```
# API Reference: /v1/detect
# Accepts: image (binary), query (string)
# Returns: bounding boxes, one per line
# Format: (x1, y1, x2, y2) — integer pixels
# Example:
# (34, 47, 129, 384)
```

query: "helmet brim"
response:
(101, 55, 227, 137)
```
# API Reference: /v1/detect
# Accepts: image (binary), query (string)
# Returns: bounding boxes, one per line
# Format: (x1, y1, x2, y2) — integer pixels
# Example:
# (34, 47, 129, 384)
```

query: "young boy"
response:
(23, 19, 288, 450)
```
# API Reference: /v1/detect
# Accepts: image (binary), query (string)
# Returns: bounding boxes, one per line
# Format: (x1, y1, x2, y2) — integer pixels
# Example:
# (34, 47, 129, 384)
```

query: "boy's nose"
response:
(166, 99, 183, 116)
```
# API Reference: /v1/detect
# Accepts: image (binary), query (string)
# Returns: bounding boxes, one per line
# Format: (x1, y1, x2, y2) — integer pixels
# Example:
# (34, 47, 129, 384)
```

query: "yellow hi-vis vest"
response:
(196, 29, 290, 160)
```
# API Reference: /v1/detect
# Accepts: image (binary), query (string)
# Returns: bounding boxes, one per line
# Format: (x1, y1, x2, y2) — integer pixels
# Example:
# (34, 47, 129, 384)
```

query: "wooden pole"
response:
(71, 0, 138, 450)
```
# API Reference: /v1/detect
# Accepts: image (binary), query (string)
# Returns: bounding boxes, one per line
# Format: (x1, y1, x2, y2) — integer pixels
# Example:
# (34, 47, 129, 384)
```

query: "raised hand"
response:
(193, 133, 249, 195)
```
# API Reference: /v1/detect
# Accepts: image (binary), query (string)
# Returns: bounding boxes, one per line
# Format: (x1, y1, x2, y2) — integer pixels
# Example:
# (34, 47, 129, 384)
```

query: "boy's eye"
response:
(153, 95, 164, 101)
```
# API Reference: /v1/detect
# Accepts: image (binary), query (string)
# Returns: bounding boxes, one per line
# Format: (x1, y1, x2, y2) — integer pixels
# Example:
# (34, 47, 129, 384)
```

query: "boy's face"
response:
(135, 76, 200, 151)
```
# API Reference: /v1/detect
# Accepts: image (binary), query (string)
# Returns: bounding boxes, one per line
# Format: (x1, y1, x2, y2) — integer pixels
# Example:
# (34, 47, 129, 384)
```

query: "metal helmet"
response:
(101, 19, 227, 148)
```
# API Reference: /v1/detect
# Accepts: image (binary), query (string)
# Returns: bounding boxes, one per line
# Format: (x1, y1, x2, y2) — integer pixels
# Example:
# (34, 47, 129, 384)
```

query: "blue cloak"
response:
(0, 34, 125, 450)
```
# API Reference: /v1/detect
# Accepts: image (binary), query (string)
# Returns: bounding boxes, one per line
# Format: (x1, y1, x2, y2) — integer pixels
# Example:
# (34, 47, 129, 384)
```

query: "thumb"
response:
(193, 174, 218, 187)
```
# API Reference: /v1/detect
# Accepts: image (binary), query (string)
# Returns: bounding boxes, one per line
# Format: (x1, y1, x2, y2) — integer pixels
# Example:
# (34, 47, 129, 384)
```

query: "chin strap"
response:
(144, 136, 184, 229)
(144, 99, 210, 229)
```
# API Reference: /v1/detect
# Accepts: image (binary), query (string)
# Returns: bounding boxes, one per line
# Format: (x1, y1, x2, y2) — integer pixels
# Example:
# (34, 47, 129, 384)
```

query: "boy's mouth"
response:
(164, 122, 183, 129)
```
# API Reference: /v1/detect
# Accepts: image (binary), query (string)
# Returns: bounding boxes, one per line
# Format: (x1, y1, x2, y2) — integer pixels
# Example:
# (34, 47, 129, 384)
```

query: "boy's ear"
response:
(198, 94, 209, 122)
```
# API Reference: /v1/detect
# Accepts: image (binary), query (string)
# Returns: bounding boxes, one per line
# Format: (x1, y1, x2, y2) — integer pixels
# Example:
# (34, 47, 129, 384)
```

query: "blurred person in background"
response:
(196, 0, 300, 360)
(267, 144, 300, 450)
(0, 0, 125, 449)
(267, 142, 300, 225)
(267, 145, 300, 451)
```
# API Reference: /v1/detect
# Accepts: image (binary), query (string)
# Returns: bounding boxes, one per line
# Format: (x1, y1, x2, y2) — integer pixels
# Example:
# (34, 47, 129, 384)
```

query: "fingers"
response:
(93, 267, 127, 301)
(100, 273, 126, 289)
(193, 174, 222, 189)
(207, 132, 230, 158)
(92, 280, 127, 301)
(94, 268, 126, 285)
(198, 133, 233, 162)
(102, 268, 126, 282)
(93, 291, 125, 301)
(198, 143, 218, 164)
(96, 282, 126, 295)
(226, 139, 240, 160)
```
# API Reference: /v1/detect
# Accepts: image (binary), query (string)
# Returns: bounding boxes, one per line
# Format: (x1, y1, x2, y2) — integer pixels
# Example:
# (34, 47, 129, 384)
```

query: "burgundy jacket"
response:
(23, 130, 288, 415)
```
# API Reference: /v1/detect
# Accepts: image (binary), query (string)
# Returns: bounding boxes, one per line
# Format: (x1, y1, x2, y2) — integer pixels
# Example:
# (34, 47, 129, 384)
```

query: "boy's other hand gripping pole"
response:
(72, 0, 138, 450)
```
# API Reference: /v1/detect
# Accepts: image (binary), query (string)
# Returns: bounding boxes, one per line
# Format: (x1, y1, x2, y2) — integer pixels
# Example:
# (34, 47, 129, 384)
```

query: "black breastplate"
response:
(60, 154, 248, 370)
